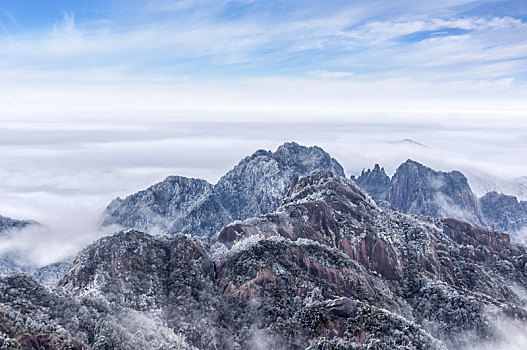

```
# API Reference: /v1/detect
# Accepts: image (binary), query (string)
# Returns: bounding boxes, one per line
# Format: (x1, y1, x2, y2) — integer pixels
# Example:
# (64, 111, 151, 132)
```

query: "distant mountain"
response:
(351, 164, 390, 205)
(479, 191, 527, 237)
(463, 170, 527, 201)
(389, 138, 427, 147)
(103, 175, 231, 236)
(0, 215, 70, 286)
(0, 214, 36, 233)
(355, 160, 486, 226)
(389, 160, 486, 225)
(2, 171, 527, 349)
(0, 253, 72, 287)
(102, 142, 344, 238)
(354, 160, 527, 241)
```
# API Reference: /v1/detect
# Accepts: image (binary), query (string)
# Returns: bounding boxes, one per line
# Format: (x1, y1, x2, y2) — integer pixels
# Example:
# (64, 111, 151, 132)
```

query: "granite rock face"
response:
(388, 160, 486, 226)
(352, 164, 390, 205)
(2, 171, 526, 349)
(102, 142, 344, 238)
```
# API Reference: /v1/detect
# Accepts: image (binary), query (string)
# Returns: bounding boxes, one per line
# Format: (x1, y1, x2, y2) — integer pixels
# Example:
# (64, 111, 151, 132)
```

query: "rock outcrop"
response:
(352, 164, 390, 206)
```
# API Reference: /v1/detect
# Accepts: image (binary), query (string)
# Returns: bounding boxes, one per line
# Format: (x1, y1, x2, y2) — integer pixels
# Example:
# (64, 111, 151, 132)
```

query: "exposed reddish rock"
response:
(442, 218, 521, 259)
(16, 334, 54, 350)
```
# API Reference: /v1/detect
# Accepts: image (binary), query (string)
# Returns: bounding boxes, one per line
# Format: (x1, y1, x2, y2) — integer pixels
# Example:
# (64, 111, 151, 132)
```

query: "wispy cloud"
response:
(309, 70, 354, 79)
(0, 2, 525, 81)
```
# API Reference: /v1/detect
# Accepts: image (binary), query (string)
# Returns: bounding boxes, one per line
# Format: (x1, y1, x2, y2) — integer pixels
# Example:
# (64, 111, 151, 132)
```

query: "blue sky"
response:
(1, 1, 526, 179)
(1, 0, 526, 91)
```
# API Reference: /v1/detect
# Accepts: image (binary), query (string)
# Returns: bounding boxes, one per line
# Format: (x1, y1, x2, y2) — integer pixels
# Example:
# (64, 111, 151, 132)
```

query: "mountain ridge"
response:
(103, 144, 527, 242)
(2, 170, 527, 349)
(102, 142, 344, 238)
(355, 159, 527, 240)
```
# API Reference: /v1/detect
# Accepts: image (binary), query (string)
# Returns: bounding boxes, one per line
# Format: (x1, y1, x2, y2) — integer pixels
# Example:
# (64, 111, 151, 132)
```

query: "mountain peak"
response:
(284, 170, 374, 208)
(247, 148, 271, 159)
(479, 191, 527, 234)
(354, 160, 486, 226)
(102, 142, 345, 238)
(390, 160, 484, 225)
(271, 142, 345, 177)
(164, 174, 210, 184)
(275, 141, 303, 151)
(354, 164, 391, 203)
(102, 175, 218, 235)
(400, 158, 426, 169)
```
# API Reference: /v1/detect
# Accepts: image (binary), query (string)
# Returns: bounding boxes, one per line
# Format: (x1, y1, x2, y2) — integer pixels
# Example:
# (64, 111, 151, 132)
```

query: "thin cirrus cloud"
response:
(0, 1, 525, 80)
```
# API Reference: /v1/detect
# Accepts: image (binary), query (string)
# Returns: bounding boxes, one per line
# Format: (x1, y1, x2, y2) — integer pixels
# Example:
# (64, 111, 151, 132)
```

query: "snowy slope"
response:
(102, 142, 344, 238)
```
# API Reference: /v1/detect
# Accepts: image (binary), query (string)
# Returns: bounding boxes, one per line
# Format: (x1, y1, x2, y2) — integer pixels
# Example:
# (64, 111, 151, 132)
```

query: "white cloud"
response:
(1, 4, 525, 84)
(309, 70, 354, 78)
(477, 77, 515, 89)
(467, 315, 527, 350)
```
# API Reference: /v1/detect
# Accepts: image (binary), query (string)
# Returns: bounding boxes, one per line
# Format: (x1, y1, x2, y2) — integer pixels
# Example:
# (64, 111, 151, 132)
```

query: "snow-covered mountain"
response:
(2, 171, 527, 349)
(102, 142, 344, 238)
(480, 191, 527, 238)
(102, 175, 231, 236)
(0, 214, 36, 233)
(103, 146, 527, 242)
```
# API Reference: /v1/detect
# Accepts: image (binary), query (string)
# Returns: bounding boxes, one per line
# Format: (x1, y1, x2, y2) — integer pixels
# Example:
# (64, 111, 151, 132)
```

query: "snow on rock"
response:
(1, 168, 527, 350)
(101, 142, 344, 238)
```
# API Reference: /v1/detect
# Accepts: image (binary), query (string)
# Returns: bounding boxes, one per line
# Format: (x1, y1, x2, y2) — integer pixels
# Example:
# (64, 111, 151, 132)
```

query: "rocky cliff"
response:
(388, 160, 486, 226)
